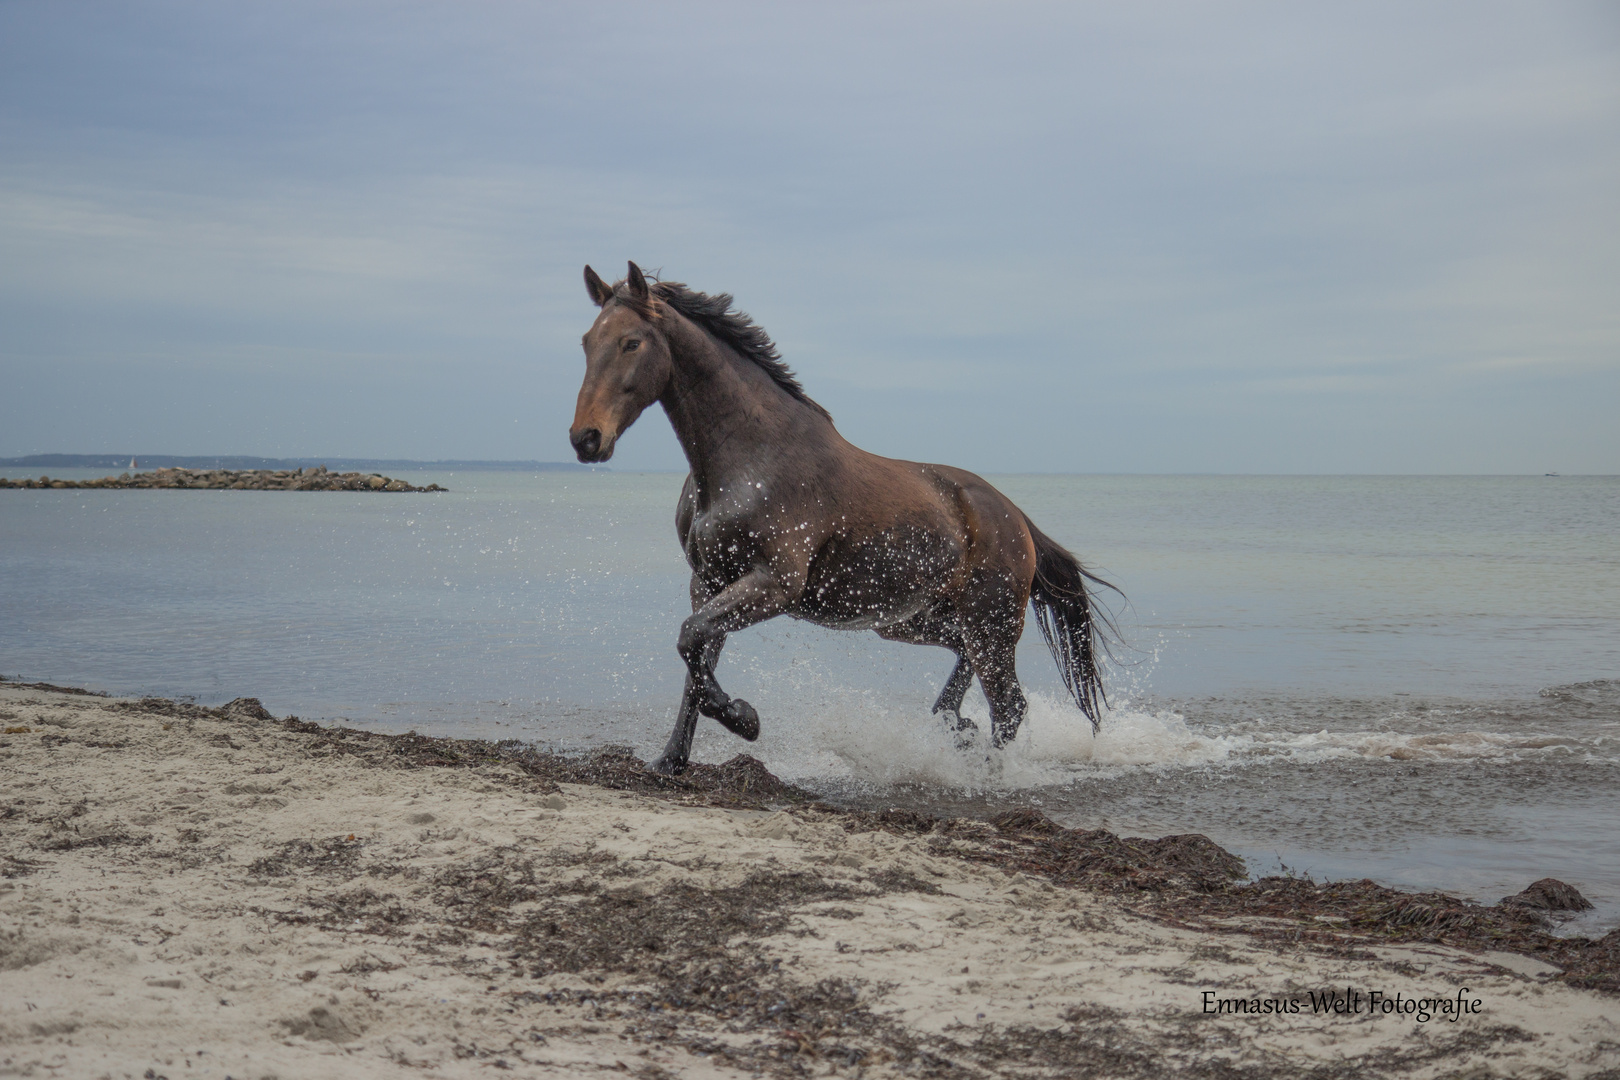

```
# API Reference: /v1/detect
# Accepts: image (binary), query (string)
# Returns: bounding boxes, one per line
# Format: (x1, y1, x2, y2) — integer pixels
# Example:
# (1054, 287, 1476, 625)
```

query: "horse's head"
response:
(569, 261, 671, 464)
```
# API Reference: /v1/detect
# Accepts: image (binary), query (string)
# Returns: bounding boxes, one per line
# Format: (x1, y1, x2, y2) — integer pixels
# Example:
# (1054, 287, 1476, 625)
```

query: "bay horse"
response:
(570, 262, 1116, 776)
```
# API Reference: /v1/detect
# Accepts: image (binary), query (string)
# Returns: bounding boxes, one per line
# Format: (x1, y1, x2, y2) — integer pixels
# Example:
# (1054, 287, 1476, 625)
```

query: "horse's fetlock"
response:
(696, 684, 731, 718)
(649, 755, 688, 776)
(991, 719, 1021, 748)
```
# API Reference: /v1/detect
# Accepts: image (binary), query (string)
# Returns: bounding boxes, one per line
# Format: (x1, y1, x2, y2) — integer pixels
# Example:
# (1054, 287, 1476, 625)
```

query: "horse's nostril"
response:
(571, 428, 602, 460)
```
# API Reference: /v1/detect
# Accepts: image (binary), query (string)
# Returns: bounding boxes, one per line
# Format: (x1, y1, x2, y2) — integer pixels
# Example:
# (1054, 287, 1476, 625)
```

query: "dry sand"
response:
(2, 681, 1617, 1079)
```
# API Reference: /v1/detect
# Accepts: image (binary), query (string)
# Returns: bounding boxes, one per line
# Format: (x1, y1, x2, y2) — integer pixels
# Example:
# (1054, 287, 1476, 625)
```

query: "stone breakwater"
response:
(0, 465, 445, 492)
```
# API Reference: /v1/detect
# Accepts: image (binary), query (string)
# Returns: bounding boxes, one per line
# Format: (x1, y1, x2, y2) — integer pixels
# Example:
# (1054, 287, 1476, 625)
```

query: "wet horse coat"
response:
(570, 262, 1112, 775)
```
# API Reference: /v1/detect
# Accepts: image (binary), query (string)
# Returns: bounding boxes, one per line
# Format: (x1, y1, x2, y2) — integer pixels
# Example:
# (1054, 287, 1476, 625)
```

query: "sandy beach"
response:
(3, 679, 1618, 1079)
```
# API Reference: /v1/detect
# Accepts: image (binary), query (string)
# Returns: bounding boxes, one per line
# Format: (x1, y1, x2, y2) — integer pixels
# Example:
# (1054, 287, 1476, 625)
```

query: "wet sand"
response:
(2, 679, 1617, 1078)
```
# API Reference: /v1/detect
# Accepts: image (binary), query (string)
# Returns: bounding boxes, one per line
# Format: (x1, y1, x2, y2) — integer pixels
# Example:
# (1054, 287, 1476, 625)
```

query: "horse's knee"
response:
(677, 618, 707, 665)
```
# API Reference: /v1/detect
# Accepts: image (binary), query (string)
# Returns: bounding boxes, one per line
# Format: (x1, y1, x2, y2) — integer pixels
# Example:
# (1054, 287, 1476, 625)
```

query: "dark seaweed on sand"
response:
(254, 703, 1620, 998)
(17, 678, 1620, 1003)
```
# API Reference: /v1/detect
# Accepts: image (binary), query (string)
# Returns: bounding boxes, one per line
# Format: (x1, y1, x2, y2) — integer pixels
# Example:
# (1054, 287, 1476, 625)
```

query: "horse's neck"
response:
(659, 315, 821, 490)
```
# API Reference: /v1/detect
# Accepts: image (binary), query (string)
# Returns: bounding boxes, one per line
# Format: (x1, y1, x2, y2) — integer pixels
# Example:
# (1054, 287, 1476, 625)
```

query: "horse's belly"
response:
(791, 526, 958, 630)
(792, 603, 927, 633)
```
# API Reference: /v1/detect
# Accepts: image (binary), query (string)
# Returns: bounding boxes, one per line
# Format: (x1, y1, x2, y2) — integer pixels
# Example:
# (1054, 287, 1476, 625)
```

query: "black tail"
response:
(1024, 517, 1121, 734)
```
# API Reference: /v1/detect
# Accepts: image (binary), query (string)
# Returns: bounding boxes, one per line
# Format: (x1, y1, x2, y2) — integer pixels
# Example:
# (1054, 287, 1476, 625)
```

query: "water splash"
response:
(767, 692, 1238, 791)
(710, 683, 1618, 794)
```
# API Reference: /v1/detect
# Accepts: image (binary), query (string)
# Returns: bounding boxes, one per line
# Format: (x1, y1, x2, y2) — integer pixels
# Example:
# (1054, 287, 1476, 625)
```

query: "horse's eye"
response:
(624, 339, 642, 352)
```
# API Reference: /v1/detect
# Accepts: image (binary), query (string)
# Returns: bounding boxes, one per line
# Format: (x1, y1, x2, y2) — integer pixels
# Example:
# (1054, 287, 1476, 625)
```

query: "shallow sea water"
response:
(3, 470, 1617, 932)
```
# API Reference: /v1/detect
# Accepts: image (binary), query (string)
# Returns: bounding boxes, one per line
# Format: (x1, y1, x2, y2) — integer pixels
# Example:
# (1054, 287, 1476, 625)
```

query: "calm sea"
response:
(3, 470, 1617, 931)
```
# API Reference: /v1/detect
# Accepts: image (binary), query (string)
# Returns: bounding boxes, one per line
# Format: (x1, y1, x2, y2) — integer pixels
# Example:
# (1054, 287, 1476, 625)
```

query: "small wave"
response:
(1240, 727, 1595, 764)
(1538, 678, 1620, 720)
(758, 689, 1615, 792)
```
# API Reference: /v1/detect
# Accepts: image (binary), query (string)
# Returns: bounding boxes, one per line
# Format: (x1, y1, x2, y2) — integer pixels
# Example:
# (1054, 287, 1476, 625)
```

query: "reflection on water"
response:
(2, 471, 1617, 930)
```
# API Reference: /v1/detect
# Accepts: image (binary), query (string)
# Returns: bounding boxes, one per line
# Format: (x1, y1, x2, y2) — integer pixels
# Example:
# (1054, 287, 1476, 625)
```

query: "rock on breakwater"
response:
(0, 465, 445, 492)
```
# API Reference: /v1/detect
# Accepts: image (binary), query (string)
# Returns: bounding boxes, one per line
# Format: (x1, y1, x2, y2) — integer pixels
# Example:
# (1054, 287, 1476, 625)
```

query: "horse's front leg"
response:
(650, 575, 718, 777)
(678, 569, 793, 742)
(649, 635, 723, 776)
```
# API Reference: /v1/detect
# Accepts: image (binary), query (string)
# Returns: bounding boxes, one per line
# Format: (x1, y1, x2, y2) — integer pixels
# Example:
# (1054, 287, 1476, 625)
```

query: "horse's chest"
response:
(681, 512, 760, 583)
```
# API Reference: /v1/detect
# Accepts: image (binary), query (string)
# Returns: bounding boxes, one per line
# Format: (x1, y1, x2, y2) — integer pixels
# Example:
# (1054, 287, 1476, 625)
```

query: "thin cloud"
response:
(0, 1, 1615, 472)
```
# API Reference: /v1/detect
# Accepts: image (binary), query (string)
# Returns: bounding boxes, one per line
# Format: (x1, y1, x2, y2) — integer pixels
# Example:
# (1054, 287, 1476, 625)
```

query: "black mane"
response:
(614, 277, 831, 421)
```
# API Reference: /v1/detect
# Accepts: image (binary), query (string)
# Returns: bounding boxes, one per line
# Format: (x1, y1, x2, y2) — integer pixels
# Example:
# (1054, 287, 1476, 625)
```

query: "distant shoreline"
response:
(0, 454, 601, 472)
(0, 465, 444, 492)
(2, 459, 1608, 478)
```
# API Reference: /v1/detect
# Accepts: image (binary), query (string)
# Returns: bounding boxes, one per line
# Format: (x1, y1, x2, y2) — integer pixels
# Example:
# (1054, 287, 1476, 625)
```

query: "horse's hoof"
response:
(648, 755, 688, 776)
(942, 710, 979, 750)
(720, 698, 760, 741)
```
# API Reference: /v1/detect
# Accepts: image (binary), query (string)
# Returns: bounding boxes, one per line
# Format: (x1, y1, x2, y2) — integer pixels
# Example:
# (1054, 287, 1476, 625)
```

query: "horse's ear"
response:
(584, 265, 614, 308)
(626, 261, 649, 301)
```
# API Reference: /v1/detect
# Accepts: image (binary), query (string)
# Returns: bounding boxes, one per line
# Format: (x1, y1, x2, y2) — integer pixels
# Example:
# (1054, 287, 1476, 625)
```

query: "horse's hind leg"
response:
(876, 614, 979, 745)
(967, 640, 1029, 749)
(932, 656, 980, 746)
(977, 653, 1029, 749)
(962, 614, 1030, 750)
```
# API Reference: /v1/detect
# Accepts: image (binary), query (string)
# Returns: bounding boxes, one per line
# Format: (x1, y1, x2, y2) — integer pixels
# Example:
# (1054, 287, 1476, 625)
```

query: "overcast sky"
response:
(1, 1, 1616, 472)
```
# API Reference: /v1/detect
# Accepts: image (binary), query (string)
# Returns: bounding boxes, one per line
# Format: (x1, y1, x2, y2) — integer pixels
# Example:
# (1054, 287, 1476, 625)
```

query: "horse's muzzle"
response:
(570, 427, 607, 463)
